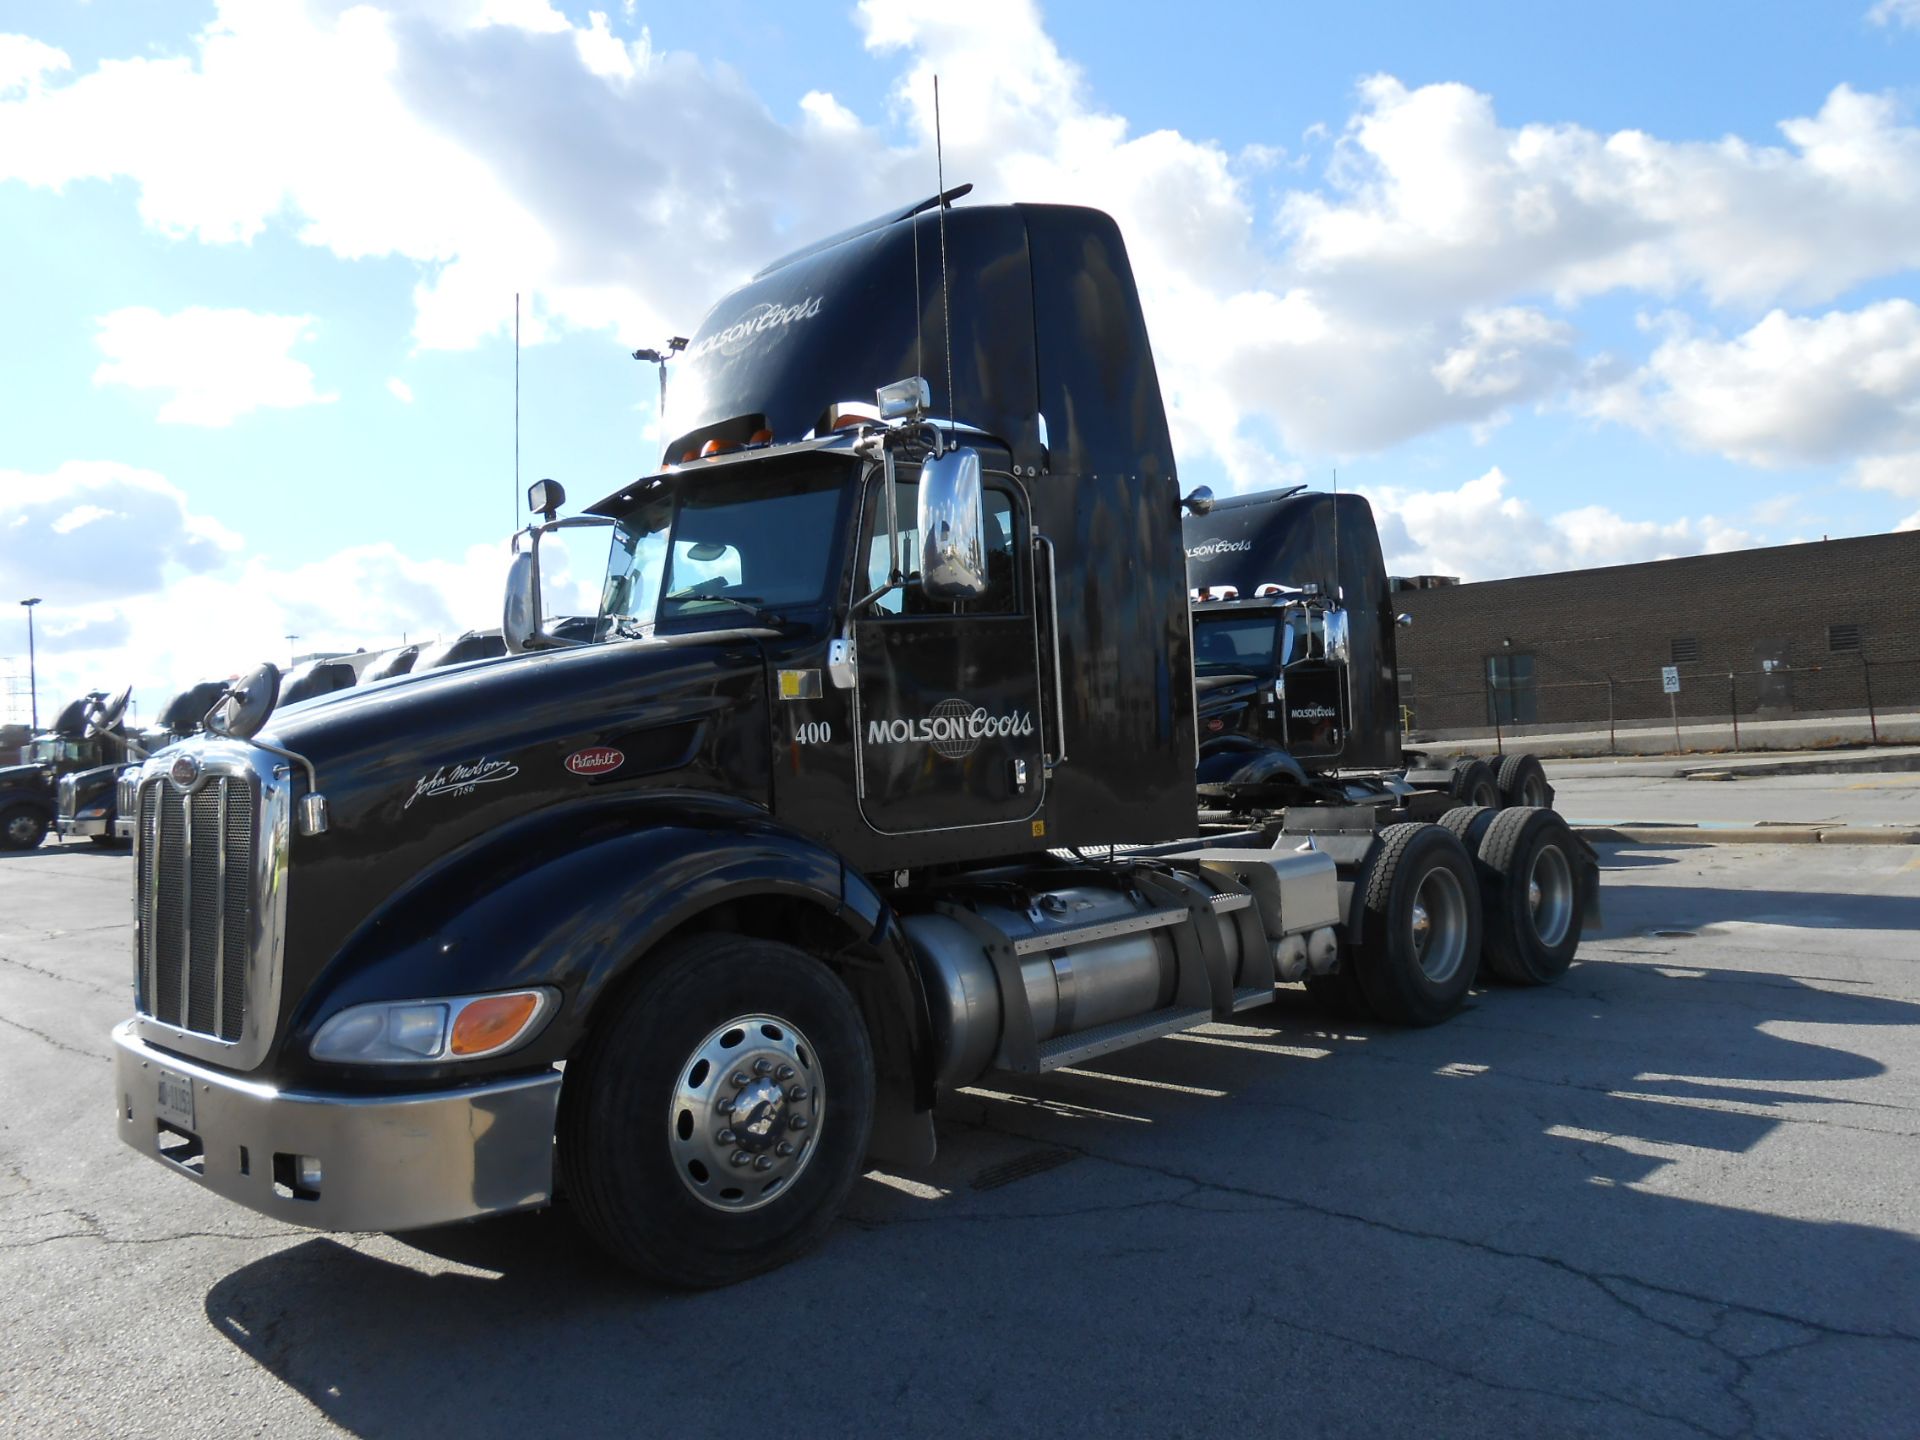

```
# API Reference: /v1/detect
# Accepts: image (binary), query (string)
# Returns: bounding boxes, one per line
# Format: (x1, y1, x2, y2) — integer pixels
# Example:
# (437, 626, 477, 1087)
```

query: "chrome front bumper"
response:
(112, 1021, 561, 1232)
(114, 815, 136, 841)
(56, 815, 108, 837)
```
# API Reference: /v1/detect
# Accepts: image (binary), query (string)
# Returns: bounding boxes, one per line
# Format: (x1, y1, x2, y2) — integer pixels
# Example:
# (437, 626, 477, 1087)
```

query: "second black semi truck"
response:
(114, 194, 1598, 1286)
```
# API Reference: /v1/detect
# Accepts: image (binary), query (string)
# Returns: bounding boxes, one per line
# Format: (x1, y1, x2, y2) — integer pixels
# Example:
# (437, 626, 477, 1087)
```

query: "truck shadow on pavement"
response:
(202, 905, 1920, 1440)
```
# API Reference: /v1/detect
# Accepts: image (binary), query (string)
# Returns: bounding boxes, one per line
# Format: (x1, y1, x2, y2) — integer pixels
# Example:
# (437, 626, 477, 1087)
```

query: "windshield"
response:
(24, 737, 87, 766)
(1193, 615, 1280, 674)
(599, 468, 847, 638)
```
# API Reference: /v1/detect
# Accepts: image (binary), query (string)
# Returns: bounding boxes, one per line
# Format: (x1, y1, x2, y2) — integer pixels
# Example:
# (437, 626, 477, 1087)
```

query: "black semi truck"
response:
(1184, 486, 1557, 813)
(114, 196, 1598, 1287)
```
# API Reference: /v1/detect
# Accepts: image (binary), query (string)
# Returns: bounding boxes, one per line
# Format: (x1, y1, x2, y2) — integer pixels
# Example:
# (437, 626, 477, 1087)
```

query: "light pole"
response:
(285, 634, 300, 667)
(632, 336, 689, 440)
(19, 598, 40, 731)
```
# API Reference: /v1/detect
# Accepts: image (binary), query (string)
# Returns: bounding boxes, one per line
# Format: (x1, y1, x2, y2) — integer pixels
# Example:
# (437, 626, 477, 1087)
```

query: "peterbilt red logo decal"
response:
(565, 747, 625, 776)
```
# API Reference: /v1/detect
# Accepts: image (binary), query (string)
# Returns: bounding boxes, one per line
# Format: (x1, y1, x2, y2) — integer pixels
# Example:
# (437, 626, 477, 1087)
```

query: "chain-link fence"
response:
(1400, 655, 1920, 755)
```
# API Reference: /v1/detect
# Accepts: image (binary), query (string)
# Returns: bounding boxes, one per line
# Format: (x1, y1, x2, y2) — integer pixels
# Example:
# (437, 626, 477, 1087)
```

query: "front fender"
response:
(281, 790, 937, 1161)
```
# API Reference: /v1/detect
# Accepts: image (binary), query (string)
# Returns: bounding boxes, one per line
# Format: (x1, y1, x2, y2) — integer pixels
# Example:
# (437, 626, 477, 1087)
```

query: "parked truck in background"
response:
(113, 194, 1598, 1287)
(1185, 485, 1557, 814)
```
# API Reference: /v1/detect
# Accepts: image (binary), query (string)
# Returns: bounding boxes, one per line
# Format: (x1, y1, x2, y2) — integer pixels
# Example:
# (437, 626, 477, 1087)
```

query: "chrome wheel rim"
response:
(1410, 866, 1470, 984)
(669, 1014, 822, 1213)
(5, 812, 37, 844)
(1528, 843, 1575, 949)
(1522, 774, 1550, 807)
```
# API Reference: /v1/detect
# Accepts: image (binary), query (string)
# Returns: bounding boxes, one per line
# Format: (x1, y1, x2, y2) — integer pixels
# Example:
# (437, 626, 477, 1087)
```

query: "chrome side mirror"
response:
(917, 446, 988, 602)
(503, 546, 541, 653)
(1325, 607, 1352, 664)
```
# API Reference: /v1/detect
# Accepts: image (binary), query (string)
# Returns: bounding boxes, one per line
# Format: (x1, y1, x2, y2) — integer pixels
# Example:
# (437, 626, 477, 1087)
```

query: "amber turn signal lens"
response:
(449, 993, 542, 1056)
(749, 428, 773, 444)
(700, 437, 741, 457)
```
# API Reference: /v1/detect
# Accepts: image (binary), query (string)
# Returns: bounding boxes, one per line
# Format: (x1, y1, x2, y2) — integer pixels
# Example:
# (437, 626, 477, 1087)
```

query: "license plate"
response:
(156, 1070, 195, 1131)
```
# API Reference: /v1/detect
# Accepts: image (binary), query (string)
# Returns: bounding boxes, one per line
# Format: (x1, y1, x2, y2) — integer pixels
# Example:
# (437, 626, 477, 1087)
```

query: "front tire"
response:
(1351, 823, 1483, 1027)
(1, 806, 48, 851)
(559, 932, 875, 1288)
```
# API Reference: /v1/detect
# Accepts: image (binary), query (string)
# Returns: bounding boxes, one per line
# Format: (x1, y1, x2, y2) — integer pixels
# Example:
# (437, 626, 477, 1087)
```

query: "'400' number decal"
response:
(796, 722, 833, 745)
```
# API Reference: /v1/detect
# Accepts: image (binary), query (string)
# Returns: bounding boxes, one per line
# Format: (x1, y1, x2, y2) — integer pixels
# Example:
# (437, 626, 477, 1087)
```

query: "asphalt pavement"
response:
(1546, 752, 1920, 829)
(3, 827, 1918, 1438)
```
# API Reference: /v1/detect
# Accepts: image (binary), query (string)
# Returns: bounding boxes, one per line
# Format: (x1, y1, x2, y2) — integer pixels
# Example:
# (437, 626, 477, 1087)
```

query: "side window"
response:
(860, 477, 1023, 617)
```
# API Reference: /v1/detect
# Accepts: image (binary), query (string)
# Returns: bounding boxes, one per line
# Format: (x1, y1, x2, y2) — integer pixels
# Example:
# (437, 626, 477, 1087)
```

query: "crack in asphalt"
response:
(0, 950, 127, 998)
(0, 1204, 302, 1251)
(0, 1012, 107, 1062)
(933, 1107, 1920, 1353)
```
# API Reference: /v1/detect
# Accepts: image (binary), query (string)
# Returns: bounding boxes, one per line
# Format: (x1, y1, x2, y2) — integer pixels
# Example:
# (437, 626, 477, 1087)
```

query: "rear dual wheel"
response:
(1450, 759, 1501, 809)
(559, 933, 874, 1288)
(1474, 807, 1583, 985)
(1348, 823, 1483, 1027)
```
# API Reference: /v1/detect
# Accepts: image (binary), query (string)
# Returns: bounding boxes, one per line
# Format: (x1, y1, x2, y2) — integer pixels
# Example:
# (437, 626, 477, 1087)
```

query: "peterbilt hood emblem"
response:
(168, 754, 201, 790)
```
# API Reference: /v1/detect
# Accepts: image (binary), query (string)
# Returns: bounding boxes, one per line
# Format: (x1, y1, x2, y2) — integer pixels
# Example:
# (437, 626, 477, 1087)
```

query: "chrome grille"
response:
(136, 771, 259, 1043)
(116, 768, 139, 819)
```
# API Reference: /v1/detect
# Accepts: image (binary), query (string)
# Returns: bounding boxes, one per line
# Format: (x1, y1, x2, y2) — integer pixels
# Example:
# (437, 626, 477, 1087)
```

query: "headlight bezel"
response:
(310, 987, 558, 1065)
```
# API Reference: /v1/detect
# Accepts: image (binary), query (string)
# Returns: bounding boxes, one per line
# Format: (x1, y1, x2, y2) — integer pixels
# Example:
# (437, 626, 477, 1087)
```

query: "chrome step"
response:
(1010, 906, 1188, 957)
(1034, 1006, 1214, 1071)
(1230, 984, 1275, 1012)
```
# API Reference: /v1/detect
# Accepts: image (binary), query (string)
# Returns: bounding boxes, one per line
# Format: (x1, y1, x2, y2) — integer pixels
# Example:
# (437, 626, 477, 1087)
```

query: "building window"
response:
(1670, 637, 1699, 665)
(1828, 623, 1861, 654)
(1486, 653, 1537, 726)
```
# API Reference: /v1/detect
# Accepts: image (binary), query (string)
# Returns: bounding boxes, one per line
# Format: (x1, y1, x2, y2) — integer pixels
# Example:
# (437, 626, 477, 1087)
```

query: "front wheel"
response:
(559, 932, 874, 1288)
(1, 806, 48, 851)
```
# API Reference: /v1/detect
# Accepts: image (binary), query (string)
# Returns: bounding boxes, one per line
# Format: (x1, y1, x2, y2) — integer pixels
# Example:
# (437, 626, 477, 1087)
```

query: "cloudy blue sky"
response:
(4, 0, 1920, 720)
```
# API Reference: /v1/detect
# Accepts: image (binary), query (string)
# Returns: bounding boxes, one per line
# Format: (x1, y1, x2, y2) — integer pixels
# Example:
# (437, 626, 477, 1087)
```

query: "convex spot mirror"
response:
(1325, 607, 1352, 665)
(206, 662, 281, 741)
(84, 684, 132, 739)
(917, 446, 988, 602)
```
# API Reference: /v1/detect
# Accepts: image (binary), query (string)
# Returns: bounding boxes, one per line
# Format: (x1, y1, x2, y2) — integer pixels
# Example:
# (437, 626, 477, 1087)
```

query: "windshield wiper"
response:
(662, 592, 787, 627)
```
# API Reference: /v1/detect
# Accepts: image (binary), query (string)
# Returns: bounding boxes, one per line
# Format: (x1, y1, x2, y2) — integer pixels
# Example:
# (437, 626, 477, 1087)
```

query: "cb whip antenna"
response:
(935, 74, 954, 433)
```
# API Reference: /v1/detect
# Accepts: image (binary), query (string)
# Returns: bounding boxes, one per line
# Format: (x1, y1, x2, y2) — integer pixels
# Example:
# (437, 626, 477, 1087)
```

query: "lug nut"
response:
(753, 1058, 773, 1075)
(776, 1064, 795, 1081)
(730, 1150, 751, 1168)
(716, 1128, 737, 1145)
(788, 1115, 809, 1131)
(754, 1155, 774, 1172)
(731, 1072, 751, 1088)
(788, 1085, 807, 1102)
(776, 1141, 795, 1158)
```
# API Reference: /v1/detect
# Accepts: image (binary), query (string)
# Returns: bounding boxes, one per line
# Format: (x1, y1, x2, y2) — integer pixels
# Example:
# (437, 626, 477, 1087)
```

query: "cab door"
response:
(851, 465, 1048, 834)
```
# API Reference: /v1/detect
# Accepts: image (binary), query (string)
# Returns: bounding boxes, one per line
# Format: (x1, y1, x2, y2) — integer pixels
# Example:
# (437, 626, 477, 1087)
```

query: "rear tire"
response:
(1, 806, 48, 851)
(1351, 823, 1482, 1026)
(1437, 805, 1496, 853)
(1476, 807, 1583, 986)
(1495, 752, 1553, 810)
(1450, 759, 1501, 809)
(558, 932, 874, 1288)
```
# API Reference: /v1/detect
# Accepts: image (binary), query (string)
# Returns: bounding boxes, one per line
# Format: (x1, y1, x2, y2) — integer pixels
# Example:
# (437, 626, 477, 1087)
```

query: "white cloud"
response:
(1868, 0, 1920, 28)
(1855, 452, 1920, 497)
(0, 32, 69, 94)
(0, 461, 241, 604)
(92, 306, 337, 426)
(1364, 467, 1752, 581)
(0, 462, 603, 719)
(1, 1, 1917, 525)
(1590, 300, 1920, 469)
(386, 376, 414, 403)
(1282, 77, 1920, 314)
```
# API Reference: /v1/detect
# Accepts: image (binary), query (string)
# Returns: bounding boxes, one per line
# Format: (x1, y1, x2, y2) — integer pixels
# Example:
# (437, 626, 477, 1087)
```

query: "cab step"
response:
(1034, 1006, 1214, 1071)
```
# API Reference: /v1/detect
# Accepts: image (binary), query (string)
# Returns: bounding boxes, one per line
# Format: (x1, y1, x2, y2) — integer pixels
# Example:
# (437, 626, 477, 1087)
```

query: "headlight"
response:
(310, 988, 557, 1064)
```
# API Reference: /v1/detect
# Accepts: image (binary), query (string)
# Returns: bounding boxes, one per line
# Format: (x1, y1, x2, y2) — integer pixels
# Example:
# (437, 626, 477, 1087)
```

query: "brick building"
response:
(1390, 530, 1920, 736)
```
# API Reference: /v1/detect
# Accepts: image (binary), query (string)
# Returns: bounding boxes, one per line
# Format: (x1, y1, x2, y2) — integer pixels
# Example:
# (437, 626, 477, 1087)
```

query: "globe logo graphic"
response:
(929, 697, 980, 761)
